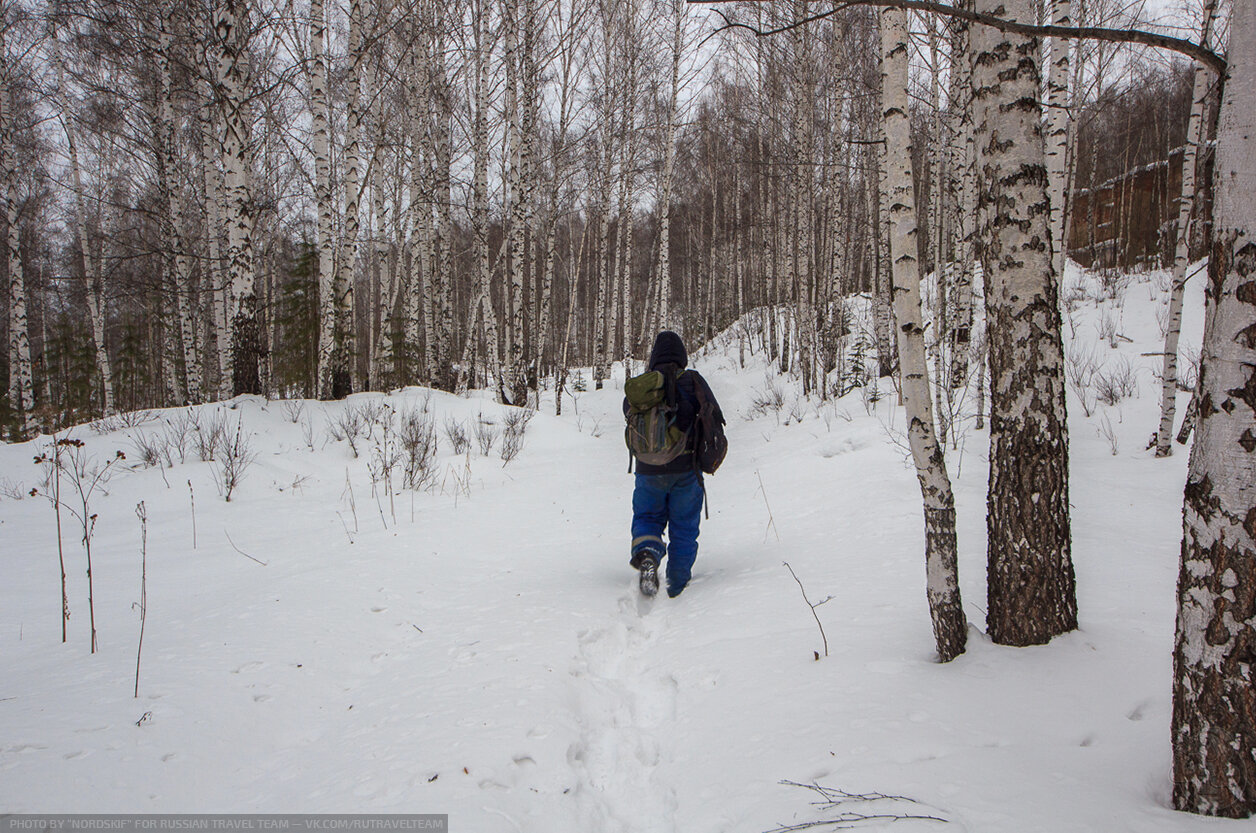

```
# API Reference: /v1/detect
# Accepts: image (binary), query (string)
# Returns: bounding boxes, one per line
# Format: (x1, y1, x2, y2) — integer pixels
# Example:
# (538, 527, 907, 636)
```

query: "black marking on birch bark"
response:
(1199, 391, 1219, 419)
(1210, 235, 1235, 305)
(1235, 281, 1256, 306)
(1226, 367, 1256, 413)
(1205, 598, 1232, 647)
(1246, 508, 1256, 540)
(1184, 474, 1220, 522)
(1239, 429, 1256, 453)
(1234, 242, 1256, 278)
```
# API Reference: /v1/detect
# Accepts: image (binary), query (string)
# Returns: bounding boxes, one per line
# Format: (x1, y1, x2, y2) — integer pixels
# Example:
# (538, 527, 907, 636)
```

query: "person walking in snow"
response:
(623, 331, 724, 598)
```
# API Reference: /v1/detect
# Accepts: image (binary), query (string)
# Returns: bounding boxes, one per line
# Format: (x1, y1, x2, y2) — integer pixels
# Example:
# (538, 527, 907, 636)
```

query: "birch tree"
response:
(972, 0, 1076, 646)
(52, 21, 115, 416)
(1171, 0, 1256, 816)
(651, 0, 686, 338)
(202, 96, 232, 401)
(1154, 0, 1218, 457)
(334, 0, 366, 398)
(881, 6, 966, 661)
(2, 14, 31, 432)
(155, 6, 201, 404)
(213, 0, 261, 396)
(948, 0, 976, 388)
(311, 0, 337, 400)
(430, 0, 456, 391)
(1044, 0, 1071, 281)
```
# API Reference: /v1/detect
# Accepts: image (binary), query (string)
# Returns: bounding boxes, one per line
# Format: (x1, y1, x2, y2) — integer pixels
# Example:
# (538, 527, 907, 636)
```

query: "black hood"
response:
(648, 331, 688, 371)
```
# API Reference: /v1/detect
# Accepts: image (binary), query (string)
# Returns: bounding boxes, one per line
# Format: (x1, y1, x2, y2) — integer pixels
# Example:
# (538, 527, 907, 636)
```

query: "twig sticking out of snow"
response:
(765, 780, 950, 831)
(224, 530, 267, 566)
(783, 562, 833, 660)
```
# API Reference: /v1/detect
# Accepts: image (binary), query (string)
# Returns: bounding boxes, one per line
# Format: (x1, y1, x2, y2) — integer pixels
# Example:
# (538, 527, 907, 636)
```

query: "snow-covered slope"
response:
(0, 262, 1239, 832)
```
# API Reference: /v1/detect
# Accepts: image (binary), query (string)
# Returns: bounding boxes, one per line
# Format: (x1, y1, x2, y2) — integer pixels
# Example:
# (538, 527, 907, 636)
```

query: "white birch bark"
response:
(1, 25, 30, 429)
(202, 99, 232, 401)
(948, 0, 976, 389)
(431, 0, 455, 390)
(334, 0, 365, 397)
(4, 135, 30, 427)
(369, 54, 396, 390)
(881, 7, 966, 662)
(311, 0, 337, 399)
(613, 0, 639, 370)
(52, 28, 115, 416)
(470, 0, 500, 384)
(1171, 1, 1256, 816)
(535, 0, 584, 380)
(972, 0, 1075, 646)
(1154, 0, 1218, 457)
(1045, 0, 1072, 280)
(503, 0, 527, 404)
(214, 0, 261, 395)
(156, 10, 201, 404)
(405, 3, 434, 385)
(653, 0, 685, 339)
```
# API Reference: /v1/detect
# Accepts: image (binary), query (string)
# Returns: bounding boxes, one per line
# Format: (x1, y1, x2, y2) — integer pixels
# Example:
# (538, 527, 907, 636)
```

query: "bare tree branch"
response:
(687, 0, 1226, 74)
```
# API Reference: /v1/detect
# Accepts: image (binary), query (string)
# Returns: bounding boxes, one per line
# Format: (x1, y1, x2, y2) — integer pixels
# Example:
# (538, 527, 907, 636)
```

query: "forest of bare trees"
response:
(2, 0, 1252, 817)
(0, 0, 1214, 432)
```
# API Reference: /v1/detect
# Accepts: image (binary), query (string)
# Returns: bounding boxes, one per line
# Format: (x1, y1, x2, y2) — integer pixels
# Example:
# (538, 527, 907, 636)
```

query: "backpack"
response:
(624, 369, 689, 468)
(692, 378, 727, 475)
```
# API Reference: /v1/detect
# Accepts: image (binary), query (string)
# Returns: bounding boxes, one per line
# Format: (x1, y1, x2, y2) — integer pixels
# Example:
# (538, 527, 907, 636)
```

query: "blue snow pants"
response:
(630, 471, 704, 590)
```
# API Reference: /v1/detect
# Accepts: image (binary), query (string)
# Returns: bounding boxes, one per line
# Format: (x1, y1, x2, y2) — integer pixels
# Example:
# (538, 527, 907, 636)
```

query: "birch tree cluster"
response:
(0, 0, 1215, 437)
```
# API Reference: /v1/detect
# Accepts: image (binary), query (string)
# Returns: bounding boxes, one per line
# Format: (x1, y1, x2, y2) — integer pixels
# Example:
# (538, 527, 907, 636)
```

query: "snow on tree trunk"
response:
(1171, 0, 1256, 816)
(214, 0, 261, 397)
(972, 0, 1076, 646)
(1045, 0, 1072, 281)
(881, 6, 966, 663)
(1155, 0, 1219, 458)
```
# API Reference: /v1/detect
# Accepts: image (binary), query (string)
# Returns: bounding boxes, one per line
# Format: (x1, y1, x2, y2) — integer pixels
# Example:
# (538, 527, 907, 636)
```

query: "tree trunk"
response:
(52, 28, 115, 416)
(156, 10, 200, 405)
(972, 0, 1076, 646)
(431, 0, 455, 391)
(332, 0, 365, 398)
(1171, 0, 1256, 816)
(214, 0, 260, 397)
(881, 6, 967, 662)
(2, 30, 32, 433)
(202, 98, 232, 402)
(949, 0, 976, 389)
(311, 0, 337, 399)
(1045, 0, 1072, 281)
(470, 0, 501, 388)
(1155, 0, 1219, 457)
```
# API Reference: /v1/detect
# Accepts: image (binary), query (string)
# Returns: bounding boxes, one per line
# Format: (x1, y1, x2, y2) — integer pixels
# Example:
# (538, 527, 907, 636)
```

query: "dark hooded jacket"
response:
(624, 331, 723, 475)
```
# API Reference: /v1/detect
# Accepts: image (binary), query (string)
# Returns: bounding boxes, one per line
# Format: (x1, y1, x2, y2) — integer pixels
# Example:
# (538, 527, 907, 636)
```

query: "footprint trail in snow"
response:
(567, 593, 680, 833)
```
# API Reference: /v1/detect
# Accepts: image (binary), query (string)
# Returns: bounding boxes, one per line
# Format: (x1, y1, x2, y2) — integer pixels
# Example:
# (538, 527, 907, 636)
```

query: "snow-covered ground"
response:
(1, 263, 1246, 832)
